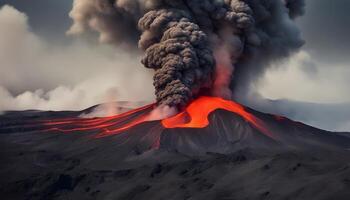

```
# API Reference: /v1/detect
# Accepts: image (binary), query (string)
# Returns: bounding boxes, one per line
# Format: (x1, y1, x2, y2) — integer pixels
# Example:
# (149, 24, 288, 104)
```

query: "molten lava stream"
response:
(96, 114, 151, 138)
(40, 104, 155, 134)
(42, 104, 154, 125)
(162, 96, 276, 139)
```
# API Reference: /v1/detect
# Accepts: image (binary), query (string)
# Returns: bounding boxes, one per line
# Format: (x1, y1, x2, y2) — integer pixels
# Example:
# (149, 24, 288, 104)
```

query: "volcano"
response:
(0, 97, 350, 200)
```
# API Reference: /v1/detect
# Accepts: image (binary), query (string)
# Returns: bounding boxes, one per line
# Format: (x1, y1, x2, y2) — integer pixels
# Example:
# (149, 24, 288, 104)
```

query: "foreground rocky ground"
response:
(0, 107, 349, 200)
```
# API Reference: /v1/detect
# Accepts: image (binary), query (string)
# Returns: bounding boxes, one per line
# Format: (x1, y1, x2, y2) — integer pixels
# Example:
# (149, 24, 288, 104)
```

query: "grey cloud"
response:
(298, 0, 350, 64)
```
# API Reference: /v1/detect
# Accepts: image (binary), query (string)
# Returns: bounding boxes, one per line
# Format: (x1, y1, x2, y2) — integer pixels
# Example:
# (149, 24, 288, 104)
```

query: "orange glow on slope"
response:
(96, 114, 150, 138)
(38, 96, 274, 140)
(40, 103, 155, 136)
(162, 96, 275, 139)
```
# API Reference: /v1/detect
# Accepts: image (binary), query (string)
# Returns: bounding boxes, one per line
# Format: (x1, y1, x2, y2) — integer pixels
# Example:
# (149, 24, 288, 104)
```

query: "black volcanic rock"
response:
(0, 104, 349, 200)
(160, 109, 350, 155)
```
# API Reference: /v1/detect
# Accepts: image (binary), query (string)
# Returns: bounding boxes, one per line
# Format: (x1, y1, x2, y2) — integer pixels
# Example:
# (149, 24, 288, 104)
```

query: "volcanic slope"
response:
(0, 98, 350, 200)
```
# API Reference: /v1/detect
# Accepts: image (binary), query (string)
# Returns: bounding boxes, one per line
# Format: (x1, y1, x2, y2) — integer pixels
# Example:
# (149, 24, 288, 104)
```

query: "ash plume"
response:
(68, 0, 305, 109)
(138, 9, 214, 107)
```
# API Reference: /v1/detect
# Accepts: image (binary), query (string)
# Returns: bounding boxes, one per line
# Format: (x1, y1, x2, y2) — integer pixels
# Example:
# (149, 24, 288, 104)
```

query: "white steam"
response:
(146, 105, 178, 121)
(0, 5, 154, 112)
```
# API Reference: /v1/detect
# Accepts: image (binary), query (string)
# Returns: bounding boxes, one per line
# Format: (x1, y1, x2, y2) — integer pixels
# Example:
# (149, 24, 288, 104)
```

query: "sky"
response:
(0, 0, 349, 131)
(258, 0, 350, 104)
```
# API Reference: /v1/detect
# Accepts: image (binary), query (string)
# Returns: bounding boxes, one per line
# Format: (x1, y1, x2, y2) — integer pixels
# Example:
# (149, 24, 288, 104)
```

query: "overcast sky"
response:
(0, 0, 349, 131)
(258, 0, 350, 104)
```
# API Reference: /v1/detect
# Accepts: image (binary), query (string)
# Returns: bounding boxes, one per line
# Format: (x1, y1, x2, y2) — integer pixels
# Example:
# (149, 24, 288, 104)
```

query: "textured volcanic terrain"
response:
(0, 100, 350, 200)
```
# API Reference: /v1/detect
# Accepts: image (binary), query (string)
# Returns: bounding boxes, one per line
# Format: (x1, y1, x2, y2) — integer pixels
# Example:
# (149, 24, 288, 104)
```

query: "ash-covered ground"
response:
(0, 103, 350, 200)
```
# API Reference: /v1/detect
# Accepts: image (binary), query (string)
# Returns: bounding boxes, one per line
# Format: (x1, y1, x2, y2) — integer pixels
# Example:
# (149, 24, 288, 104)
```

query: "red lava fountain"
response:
(39, 96, 274, 139)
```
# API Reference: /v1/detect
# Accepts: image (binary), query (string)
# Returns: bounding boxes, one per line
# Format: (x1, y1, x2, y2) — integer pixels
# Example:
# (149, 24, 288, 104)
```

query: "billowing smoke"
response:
(138, 9, 214, 107)
(69, 0, 305, 109)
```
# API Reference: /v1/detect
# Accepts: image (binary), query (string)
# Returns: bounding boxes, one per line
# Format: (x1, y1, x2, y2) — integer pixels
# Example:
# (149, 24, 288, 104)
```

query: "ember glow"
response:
(39, 96, 274, 139)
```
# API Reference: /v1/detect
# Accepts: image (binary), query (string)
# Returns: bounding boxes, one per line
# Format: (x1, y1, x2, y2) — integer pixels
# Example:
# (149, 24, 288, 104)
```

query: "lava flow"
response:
(162, 97, 275, 139)
(39, 96, 274, 139)
(40, 103, 156, 136)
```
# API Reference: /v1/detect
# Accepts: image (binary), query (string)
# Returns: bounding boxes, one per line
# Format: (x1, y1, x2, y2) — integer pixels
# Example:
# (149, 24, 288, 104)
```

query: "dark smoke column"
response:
(68, 0, 305, 109)
(138, 9, 215, 108)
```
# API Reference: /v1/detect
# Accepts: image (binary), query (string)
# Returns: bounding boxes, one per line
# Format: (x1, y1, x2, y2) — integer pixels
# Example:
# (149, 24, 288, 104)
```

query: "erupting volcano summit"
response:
(40, 96, 275, 140)
(1, 96, 347, 155)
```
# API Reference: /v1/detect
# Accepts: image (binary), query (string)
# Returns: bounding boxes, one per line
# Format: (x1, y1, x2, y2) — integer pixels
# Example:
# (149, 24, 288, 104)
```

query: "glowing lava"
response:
(39, 96, 274, 139)
(40, 103, 155, 136)
(162, 96, 275, 139)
